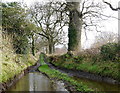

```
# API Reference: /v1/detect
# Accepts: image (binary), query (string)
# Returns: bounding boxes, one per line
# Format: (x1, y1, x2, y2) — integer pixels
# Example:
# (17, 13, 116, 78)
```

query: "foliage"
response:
(73, 56, 84, 63)
(2, 2, 26, 34)
(100, 43, 119, 61)
(2, 2, 35, 54)
(1, 35, 37, 83)
(61, 52, 73, 59)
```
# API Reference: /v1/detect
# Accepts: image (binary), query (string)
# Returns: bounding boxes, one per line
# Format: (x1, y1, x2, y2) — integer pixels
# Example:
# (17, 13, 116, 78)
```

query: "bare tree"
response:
(103, 0, 120, 45)
(30, 2, 68, 54)
(103, 0, 120, 11)
(91, 32, 118, 48)
(35, 36, 48, 53)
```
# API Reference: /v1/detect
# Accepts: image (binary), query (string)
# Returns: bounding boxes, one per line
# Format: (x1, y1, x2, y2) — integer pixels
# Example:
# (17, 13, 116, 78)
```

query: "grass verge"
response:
(1, 54, 37, 83)
(48, 53, 120, 81)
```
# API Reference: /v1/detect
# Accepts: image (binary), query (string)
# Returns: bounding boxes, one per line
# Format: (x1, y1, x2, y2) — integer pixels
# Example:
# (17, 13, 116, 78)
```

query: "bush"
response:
(100, 43, 119, 61)
(74, 56, 84, 63)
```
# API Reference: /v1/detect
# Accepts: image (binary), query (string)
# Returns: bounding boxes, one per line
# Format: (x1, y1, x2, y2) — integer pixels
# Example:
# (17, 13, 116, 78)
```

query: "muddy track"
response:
(45, 61, 120, 85)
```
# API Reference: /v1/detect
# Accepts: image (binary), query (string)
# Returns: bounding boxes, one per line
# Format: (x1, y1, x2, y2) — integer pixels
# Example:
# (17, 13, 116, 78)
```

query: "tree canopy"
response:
(2, 2, 37, 54)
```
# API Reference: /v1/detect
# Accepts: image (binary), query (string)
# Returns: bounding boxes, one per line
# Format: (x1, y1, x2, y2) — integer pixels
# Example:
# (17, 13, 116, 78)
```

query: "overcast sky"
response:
(2, 0, 119, 49)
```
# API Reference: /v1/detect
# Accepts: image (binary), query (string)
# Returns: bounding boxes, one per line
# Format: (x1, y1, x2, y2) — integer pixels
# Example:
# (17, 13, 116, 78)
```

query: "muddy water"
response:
(6, 71, 120, 92)
(73, 76, 120, 92)
(49, 63, 120, 92)
(7, 72, 68, 92)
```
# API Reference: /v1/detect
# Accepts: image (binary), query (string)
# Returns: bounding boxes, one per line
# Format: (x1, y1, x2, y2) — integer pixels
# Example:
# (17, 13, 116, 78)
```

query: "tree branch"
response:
(37, 33, 49, 39)
(103, 0, 120, 11)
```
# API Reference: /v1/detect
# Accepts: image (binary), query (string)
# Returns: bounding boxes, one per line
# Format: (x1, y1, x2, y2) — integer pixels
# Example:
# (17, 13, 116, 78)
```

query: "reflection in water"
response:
(8, 72, 68, 92)
(29, 73, 54, 91)
(7, 73, 30, 91)
(7, 72, 120, 92)
(73, 76, 120, 92)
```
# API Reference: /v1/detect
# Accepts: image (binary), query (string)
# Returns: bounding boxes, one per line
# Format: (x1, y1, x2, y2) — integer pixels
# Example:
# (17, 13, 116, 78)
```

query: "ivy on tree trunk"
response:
(68, 2, 82, 52)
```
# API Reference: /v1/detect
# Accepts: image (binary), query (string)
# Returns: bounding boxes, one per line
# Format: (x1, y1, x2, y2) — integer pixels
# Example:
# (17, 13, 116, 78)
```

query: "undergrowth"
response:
(0, 34, 37, 83)
(49, 52, 120, 81)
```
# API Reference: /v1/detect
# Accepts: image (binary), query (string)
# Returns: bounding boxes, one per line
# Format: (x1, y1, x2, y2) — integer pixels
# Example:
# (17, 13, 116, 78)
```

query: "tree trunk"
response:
(48, 39, 53, 54)
(67, 2, 82, 52)
(31, 35, 35, 56)
(49, 44, 52, 54)
(53, 44, 55, 53)
(48, 37, 55, 54)
(45, 46, 48, 54)
(118, 1, 120, 45)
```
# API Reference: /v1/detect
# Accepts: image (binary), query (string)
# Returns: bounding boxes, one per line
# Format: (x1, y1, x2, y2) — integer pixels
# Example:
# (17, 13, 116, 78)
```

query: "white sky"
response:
(2, 0, 119, 49)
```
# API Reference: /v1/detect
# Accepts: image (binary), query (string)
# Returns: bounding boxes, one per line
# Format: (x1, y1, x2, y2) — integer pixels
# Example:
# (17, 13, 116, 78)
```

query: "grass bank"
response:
(1, 54, 37, 83)
(48, 53, 120, 81)
(38, 53, 93, 92)
(0, 34, 37, 83)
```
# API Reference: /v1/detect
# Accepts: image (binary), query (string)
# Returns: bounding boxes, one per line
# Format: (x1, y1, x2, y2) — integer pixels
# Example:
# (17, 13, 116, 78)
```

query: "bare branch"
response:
(103, 0, 120, 11)
(37, 33, 49, 39)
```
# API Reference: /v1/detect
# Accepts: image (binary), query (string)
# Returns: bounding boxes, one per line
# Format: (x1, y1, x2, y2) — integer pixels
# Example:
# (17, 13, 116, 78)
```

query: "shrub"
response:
(100, 43, 119, 61)
(74, 56, 84, 63)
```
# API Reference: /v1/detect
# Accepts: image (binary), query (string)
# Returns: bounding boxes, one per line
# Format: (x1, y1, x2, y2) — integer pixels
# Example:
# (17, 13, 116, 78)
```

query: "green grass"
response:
(0, 34, 37, 83)
(49, 54, 119, 81)
(1, 54, 37, 83)
(38, 54, 93, 92)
